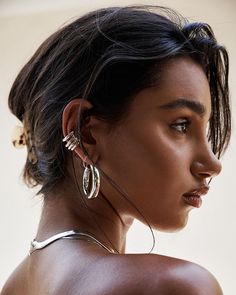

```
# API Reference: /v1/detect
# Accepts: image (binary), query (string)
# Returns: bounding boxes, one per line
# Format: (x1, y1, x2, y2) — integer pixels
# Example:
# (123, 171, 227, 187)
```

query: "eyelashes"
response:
(170, 119, 191, 134)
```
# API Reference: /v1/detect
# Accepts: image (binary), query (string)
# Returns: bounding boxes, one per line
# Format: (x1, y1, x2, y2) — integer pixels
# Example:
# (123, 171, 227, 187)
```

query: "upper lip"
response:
(183, 185, 210, 197)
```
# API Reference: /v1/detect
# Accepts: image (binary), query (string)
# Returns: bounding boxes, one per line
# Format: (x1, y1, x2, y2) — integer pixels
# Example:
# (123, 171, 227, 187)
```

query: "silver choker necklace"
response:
(29, 230, 119, 255)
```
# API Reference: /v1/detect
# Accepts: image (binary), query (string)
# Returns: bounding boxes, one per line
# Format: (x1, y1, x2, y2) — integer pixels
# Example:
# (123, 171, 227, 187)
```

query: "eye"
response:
(171, 119, 191, 134)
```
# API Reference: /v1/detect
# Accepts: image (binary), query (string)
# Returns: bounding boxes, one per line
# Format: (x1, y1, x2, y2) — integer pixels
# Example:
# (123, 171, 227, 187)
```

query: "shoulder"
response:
(0, 258, 28, 295)
(62, 253, 223, 295)
(153, 255, 224, 295)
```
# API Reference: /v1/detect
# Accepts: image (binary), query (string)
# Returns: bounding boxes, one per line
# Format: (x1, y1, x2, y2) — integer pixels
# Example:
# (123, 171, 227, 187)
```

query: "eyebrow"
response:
(158, 98, 206, 117)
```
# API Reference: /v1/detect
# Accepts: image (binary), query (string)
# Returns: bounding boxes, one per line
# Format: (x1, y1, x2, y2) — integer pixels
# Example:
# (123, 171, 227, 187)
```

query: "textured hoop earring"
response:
(62, 131, 80, 151)
(83, 162, 100, 199)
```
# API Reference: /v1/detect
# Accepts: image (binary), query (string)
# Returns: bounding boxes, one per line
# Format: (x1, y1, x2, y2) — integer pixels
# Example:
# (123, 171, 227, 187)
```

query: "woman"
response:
(1, 5, 231, 295)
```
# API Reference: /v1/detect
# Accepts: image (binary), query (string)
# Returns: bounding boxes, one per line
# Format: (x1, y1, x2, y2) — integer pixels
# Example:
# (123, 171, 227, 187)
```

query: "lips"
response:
(182, 194, 202, 208)
(182, 185, 209, 208)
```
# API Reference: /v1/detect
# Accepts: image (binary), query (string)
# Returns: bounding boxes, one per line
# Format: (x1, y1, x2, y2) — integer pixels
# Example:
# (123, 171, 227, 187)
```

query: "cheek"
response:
(102, 125, 189, 198)
(100, 126, 193, 230)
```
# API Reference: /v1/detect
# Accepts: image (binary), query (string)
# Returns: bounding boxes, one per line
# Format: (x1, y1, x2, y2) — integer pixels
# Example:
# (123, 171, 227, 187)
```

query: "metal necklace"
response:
(29, 230, 119, 255)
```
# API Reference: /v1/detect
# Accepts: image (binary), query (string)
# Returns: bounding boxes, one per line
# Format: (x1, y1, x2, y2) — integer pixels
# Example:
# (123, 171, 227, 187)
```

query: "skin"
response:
(1, 57, 223, 295)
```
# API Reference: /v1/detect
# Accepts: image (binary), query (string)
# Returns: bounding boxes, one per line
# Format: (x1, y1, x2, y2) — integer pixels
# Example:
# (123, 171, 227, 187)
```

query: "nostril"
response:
(191, 159, 222, 180)
(198, 172, 214, 179)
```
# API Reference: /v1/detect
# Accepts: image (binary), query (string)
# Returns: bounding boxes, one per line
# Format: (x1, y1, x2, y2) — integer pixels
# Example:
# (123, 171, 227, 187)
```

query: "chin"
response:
(154, 215, 189, 233)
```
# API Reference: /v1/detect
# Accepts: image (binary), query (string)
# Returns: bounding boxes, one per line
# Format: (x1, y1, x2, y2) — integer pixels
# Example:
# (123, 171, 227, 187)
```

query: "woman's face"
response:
(98, 57, 222, 232)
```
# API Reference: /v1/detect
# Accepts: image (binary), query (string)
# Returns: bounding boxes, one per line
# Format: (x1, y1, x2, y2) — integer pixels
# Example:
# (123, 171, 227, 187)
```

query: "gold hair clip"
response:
(11, 124, 38, 164)
(11, 125, 27, 149)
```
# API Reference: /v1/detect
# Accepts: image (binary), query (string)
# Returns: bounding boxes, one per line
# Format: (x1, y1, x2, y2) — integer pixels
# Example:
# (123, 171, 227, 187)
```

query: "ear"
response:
(62, 98, 99, 165)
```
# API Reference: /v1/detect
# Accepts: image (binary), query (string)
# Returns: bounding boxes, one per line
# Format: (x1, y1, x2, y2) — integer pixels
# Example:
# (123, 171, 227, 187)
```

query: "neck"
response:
(36, 185, 134, 254)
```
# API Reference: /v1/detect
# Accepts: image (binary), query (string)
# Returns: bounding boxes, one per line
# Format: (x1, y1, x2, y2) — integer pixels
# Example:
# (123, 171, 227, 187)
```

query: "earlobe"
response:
(63, 134, 92, 164)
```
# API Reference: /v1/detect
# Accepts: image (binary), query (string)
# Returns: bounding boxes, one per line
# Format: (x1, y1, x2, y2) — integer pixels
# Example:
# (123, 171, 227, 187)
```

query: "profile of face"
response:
(87, 57, 222, 233)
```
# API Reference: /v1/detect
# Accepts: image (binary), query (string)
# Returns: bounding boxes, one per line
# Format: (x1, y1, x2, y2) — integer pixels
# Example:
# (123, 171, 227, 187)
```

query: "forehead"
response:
(130, 57, 211, 116)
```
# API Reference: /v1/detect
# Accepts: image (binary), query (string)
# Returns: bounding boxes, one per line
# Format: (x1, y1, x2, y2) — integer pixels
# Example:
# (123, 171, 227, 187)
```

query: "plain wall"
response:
(0, 0, 235, 294)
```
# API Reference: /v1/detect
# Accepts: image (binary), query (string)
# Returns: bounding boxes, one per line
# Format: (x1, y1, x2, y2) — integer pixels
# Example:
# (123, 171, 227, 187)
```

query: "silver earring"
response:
(62, 131, 80, 151)
(83, 162, 100, 199)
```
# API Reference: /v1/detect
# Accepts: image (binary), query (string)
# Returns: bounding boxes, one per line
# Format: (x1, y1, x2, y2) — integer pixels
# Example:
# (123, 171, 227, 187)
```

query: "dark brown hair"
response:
(8, 5, 231, 195)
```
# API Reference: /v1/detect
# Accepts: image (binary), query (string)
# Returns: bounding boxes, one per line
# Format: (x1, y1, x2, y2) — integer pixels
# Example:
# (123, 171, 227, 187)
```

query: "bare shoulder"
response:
(0, 258, 28, 295)
(68, 253, 223, 295)
(141, 254, 224, 295)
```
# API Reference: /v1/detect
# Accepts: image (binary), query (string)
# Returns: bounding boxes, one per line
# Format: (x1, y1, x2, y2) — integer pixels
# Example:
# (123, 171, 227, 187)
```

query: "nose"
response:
(191, 143, 222, 181)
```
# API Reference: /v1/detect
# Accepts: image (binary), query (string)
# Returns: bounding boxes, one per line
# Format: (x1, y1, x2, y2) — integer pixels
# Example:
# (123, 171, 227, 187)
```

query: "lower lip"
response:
(182, 195, 202, 208)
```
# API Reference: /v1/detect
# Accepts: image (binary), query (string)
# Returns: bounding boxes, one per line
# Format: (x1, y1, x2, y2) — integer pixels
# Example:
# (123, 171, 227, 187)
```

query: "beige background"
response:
(0, 0, 235, 294)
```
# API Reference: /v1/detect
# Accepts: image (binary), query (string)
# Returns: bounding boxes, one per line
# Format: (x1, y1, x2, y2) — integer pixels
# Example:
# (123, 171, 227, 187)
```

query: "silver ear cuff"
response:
(62, 131, 80, 151)
(62, 131, 100, 199)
